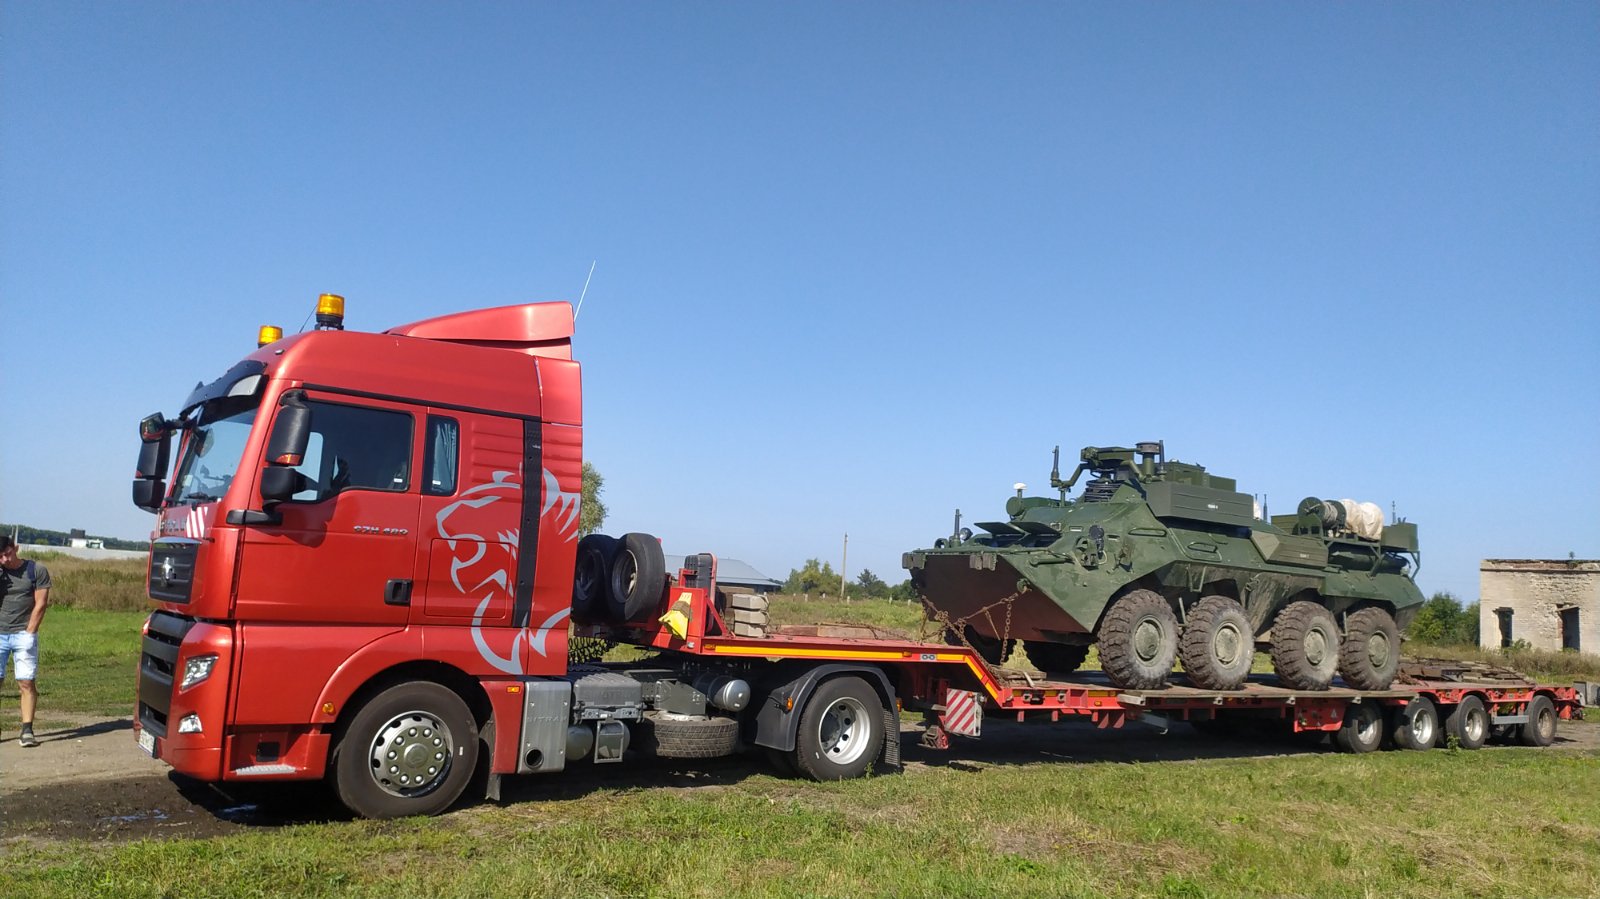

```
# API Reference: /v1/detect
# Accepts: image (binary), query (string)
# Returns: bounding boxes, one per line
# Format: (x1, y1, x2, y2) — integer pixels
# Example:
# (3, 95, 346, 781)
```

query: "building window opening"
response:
(1496, 608, 1514, 649)
(1560, 607, 1580, 652)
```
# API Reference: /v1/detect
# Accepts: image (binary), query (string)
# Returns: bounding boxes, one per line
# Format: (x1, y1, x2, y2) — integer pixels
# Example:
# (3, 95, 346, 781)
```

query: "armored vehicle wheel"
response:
(794, 676, 886, 781)
(607, 532, 667, 623)
(948, 626, 1013, 666)
(1097, 589, 1179, 690)
(1024, 640, 1089, 676)
(1339, 607, 1400, 690)
(332, 681, 478, 819)
(1270, 601, 1340, 691)
(1333, 701, 1383, 753)
(572, 534, 618, 623)
(1518, 695, 1557, 747)
(1390, 697, 1438, 751)
(1443, 695, 1488, 750)
(1178, 595, 1253, 690)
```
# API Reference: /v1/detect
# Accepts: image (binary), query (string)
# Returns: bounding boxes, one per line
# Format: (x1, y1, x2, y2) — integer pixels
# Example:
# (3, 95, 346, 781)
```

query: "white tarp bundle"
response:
(1337, 499, 1385, 540)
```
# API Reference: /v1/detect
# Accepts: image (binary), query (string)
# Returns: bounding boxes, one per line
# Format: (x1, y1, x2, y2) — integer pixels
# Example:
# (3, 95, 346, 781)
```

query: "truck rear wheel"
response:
(1443, 695, 1489, 750)
(1270, 601, 1339, 691)
(1339, 607, 1400, 690)
(607, 532, 667, 623)
(1097, 589, 1179, 690)
(794, 676, 885, 781)
(1178, 596, 1253, 690)
(1390, 697, 1438, 751)
(1333, 701, 1383, 753)
(572, 534, 618, 623)
(332, 681, 478, 819)
(1518, 695, 1557, 747)
(1024, 640, 1089, 675)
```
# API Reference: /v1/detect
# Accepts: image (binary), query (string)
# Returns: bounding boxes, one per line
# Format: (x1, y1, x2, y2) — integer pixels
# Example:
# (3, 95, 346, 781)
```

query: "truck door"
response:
(232, 394, 421, 723)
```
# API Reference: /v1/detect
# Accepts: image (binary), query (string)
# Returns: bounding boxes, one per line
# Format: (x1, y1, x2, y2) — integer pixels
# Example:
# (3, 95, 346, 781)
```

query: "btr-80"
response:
(902, 442, 1424, 691)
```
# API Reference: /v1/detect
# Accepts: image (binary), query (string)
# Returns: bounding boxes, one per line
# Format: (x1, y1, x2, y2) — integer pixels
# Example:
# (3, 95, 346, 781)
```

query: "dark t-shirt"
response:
(0, 560, 51, 633)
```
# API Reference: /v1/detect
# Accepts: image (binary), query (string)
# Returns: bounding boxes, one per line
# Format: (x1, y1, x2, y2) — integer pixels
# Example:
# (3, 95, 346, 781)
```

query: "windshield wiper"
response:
(180, 492, 221, 503)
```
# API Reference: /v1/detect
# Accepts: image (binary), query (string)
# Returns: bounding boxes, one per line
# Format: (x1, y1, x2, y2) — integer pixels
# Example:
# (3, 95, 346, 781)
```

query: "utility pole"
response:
(841, 533, 849, 603)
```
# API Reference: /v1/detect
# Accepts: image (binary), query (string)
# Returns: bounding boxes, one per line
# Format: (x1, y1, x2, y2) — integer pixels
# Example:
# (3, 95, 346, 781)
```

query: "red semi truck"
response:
(130, 296, 1583, 819)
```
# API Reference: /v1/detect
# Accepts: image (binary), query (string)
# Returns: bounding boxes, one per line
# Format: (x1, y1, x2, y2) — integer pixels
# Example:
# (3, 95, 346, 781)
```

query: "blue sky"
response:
(2, 4, 1595, 601)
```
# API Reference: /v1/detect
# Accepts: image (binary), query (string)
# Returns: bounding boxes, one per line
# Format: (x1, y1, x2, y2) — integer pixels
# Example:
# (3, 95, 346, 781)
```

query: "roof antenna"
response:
(574, 260, 597, 321)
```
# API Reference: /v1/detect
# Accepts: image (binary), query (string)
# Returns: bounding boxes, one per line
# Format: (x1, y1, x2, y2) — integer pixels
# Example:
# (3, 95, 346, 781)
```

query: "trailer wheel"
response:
(1024, 640, 1089, 676)
(1178, 595, 1253, 690)
(635, 715, 740, 759)
(1097, 589, 1179, 690)
(1338, 607, 1400, 690)
(332, 681, 478, 819)
(1333, 701, 1383, 754)
(572, 534, 618, 623)
(1443, 695, 1489, 750)
(1390, 697, 1438, 751)
(1518, 695, 1557, 747)
(607, 532, 667, 623)
(1269, 601, 1339, 691)
(794, 676, 885, 781)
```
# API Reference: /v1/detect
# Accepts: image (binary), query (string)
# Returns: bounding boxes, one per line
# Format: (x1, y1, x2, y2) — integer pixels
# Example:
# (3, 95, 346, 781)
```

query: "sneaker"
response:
(18, 728, 37, 748)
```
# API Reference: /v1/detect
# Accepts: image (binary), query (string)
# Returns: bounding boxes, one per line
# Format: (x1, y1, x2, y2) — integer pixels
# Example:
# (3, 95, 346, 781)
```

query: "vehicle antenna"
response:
(574, 260, 597, 321)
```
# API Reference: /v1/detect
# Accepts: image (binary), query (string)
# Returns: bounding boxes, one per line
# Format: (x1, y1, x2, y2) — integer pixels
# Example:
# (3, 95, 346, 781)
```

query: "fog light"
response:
(178, 714, 203, 734)
(180, 654, 218, 690)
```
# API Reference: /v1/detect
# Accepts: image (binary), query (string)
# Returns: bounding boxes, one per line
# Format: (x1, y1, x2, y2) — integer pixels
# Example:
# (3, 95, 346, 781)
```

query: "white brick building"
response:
(1479, 559, 1599, 653)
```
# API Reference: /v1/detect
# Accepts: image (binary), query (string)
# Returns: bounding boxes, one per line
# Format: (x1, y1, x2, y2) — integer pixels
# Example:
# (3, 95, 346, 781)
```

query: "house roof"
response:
(664, 554, 782, 589)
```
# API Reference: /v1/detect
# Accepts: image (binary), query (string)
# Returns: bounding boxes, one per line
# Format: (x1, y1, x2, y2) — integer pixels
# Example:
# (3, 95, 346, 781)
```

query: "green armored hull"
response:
(904, 443, 1424, 691)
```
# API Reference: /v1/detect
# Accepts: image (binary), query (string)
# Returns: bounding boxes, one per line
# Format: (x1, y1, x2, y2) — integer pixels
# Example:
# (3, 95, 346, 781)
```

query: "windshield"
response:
(170, 400, 259, 505)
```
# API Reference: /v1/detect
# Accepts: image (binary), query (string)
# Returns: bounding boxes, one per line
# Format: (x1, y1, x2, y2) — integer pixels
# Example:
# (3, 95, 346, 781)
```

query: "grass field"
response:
(3, 588, 1597, 897)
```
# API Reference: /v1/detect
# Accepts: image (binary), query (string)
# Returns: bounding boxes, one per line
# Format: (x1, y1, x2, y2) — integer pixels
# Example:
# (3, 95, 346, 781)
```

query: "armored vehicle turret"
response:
(903, 442, 1424, 691)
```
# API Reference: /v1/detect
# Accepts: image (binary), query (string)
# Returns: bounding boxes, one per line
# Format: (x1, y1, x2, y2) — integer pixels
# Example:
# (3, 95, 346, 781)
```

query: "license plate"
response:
(137, 728, 156, 757)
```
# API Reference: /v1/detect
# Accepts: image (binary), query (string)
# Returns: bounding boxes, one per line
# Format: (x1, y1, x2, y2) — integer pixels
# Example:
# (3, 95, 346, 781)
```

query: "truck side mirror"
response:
(259, 466, 309, 504)
(266, 401, 312, 467)
(135, 434, 171, 480)
(132, 478, 167, 513)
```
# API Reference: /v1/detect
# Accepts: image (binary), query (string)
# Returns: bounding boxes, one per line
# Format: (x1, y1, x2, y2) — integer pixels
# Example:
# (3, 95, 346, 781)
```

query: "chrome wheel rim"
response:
(1465, 707, 1487, 743)
(369, 710, 453, 798)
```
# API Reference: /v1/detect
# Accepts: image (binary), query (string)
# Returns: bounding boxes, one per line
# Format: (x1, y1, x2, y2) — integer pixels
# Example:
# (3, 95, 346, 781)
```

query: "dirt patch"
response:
(2, 713, 1594, 846)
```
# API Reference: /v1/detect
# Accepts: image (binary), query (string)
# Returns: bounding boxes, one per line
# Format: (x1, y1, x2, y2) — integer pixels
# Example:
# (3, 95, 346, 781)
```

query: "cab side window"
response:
(423, 416, 459, 496)
(287, 401, 413, 502)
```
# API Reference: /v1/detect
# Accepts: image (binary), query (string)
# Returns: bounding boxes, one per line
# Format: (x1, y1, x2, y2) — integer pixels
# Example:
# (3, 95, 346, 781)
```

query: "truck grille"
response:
(148, 540, 198, 603)
(138, 611, 196, 738)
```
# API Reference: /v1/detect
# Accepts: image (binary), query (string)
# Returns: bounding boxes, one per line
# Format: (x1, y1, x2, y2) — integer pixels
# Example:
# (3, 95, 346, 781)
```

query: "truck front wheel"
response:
(332, 681, 479, 819)
(794, 676, 885, 781)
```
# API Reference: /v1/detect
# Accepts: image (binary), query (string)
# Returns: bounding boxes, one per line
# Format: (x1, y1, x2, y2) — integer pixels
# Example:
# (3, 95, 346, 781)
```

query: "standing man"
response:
(0, 536, 51, 748)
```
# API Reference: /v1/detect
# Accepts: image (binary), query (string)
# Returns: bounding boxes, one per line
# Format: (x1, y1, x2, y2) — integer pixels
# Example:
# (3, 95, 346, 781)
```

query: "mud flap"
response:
(880, 707, 902, 773)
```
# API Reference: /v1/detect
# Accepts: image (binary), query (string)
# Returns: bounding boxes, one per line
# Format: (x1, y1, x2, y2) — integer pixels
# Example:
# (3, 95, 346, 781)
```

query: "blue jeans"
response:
(0, 631, 39, 681)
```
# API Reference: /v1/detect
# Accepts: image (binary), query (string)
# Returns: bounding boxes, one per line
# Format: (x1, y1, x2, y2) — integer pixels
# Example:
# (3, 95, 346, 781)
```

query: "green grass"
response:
(22, 550, 148, 612)
(0, 607, 146, 726)
(6, 737, 1599, 898)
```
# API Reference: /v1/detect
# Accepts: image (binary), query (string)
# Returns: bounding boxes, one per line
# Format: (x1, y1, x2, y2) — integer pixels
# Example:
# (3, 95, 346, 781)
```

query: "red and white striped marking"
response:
(940, 688, 983, 737)
(185, 504, 212, 539)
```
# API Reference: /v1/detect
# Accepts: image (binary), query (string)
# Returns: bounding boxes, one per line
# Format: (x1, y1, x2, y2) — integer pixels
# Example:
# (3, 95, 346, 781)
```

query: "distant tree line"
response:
(2, 523, 149, 552)
(783, 558, 917, 602)
(1404, 591, 1480, 647)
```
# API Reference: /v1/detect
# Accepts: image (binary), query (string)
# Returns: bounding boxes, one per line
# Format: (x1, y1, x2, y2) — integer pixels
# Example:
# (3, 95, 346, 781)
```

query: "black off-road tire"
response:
(1518, 695, 1557, 747)
(1339, 607, 1401, 690)
(1024, 640, 1090, 676)
(635, 715, 740, 759)
(1390, 697, 1438, 751)
(1442, 695, 1489, 750)
(1178, 595, 1254, 690)
(794, 676, 885, 781)
(1333, 701, 1383, 754)
(572, 534, 618, 623)
(1097, 589, 1179, 690)
(1270, 601, 1340, 691)
(331, 681, 479, 819)
(948, 626, 1013, 666)
(607, 532, 667, 623)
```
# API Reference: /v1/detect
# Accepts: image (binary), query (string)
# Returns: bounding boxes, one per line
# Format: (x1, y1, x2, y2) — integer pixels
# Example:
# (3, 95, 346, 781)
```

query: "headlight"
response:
(180, 654, 218, 690)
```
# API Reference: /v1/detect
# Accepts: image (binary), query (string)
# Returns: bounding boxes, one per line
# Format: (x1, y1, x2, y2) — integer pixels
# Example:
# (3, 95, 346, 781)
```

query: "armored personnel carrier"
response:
(903, 442, 1424, 691)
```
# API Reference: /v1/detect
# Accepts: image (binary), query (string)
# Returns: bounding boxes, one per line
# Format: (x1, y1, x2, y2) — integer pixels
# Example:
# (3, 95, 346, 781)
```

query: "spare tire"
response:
(608, 532, 667, 623)
(572, 534, 618, 623)
(636, 715, 740, 759)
